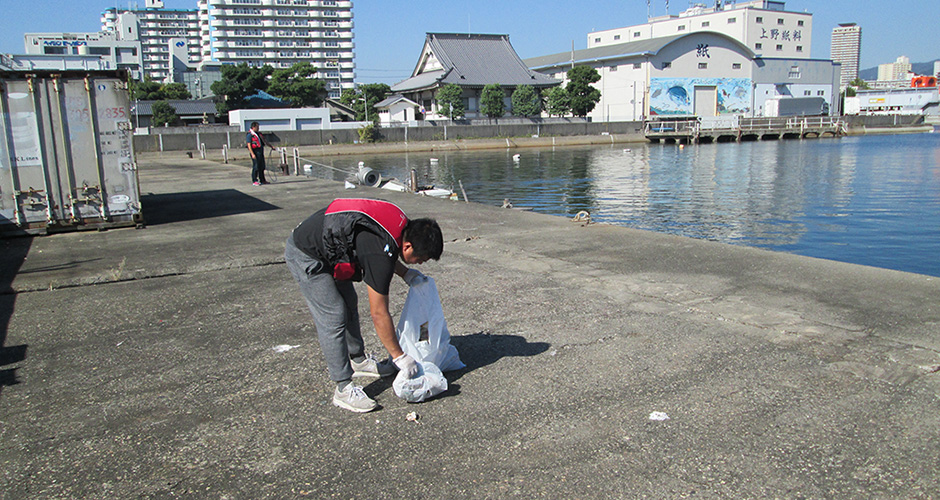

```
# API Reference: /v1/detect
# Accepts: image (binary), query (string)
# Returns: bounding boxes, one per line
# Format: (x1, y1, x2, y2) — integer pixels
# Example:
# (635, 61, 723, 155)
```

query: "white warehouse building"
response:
(589, 0, 813, 60)
(525, 31, 840, 121)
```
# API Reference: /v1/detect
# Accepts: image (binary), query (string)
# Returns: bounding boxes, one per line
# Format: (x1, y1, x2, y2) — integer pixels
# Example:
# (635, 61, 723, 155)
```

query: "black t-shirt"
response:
(353, 229, 397, 295)
(292, 209, 397, 295)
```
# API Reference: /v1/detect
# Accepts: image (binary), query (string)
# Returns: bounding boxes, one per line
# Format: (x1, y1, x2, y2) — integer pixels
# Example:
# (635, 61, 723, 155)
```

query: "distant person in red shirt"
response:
(246, 122, 276, 186)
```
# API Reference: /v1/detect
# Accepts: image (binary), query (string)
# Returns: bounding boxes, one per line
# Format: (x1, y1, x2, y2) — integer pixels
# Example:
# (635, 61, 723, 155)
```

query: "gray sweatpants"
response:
(285, 234, 364, 382)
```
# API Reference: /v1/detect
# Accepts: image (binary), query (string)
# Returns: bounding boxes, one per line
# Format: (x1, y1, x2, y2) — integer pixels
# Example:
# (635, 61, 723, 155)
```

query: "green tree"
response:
(150, 100, 179, 127)
(480, 84, 506, 119)
(566, 65, 602, 117)
(210, 63, 273, 117)
(130, 77, 163, 100)
(357, 123, 378, 143)
(268, 62, 327, 108)
(511, 85, 541, 117)
(435, 84, 464, 119)
(849, 78, 870, 90)
(160, 82, 191, 100)
(543, 86, 570, 117)
(339, 83, 391, 122)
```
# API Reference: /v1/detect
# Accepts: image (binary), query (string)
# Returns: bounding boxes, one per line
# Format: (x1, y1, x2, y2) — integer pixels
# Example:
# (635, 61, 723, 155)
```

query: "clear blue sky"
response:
(2, 0, 937, 85)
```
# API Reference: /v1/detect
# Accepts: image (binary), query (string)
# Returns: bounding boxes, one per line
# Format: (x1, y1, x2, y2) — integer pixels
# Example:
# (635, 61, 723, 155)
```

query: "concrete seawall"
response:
(2, 156, 938, 498)
(136, 117, 929, 158)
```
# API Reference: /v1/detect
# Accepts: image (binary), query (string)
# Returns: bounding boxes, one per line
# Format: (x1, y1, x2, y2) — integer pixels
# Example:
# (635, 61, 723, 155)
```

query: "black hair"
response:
(402, 218, 443, 260)
(250, 121, 260, 128)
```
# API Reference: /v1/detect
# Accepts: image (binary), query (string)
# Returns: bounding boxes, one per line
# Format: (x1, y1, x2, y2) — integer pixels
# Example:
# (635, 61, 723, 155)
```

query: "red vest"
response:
(248, 130, 263, 149)
(322, 198, 407, 280)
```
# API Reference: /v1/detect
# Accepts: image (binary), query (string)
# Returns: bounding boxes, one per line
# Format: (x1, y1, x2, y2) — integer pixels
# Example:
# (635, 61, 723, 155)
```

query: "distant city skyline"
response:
(2, 0, 937, 85)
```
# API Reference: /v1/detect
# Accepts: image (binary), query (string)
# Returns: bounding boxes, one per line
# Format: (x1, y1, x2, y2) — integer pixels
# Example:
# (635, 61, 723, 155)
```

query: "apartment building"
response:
(23, 0, 354, 99)
(877, 56, 912, 82)
(198, 0, 355, 99)
(101, 7, 202, 82)
(830, 23, 861, 90)
(588, 0, 813, 60)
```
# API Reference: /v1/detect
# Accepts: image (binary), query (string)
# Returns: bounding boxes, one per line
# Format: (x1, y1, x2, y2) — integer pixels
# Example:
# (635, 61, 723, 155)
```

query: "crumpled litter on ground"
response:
(272, 344, 300, 353)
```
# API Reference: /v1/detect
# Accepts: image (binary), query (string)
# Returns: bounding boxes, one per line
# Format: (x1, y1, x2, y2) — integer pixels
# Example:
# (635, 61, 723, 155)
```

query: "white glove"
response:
(403, 268, 427, 286)
(393, 353, 420, 379)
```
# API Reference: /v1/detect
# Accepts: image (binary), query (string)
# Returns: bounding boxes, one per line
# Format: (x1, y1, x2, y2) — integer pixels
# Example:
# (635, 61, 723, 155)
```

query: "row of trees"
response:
(435, 66, 602, 120)
(138, 63, 602, 126)
(133, 62, 330, 126)
(210, 62, 328, 116)
(130, 79, 191, 101)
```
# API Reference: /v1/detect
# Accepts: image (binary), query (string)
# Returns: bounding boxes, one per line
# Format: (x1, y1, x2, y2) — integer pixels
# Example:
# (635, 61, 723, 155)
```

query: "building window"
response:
(678, 25, 686, 31)
(797, 20, 804, 26)
(817, 90, 825, 96)
(728, 17, 736, 24)
(595, 37, 601, 43)
(755, 43, 762, 50)
(610, 65, 617, 72)
(804, 90, 812, 96)
(633, 63, 642, 69)
(662, 61, 671, 69)
(789, 66, 801, 78)
(614, 35, 620, 40)
(702, 21, 710, 27)
(698, 63, 708, 69)
(756, 16, 763, 23)
(778, 18, 785, 25)
(732, 63, 741, 69)
(634, 31, 641, 37)
(776, 44, 783, 51)
(796, 45, 803, 52)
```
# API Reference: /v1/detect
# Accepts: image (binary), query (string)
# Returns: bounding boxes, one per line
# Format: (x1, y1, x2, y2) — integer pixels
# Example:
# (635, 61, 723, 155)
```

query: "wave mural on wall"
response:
(650, 78, 752, 115)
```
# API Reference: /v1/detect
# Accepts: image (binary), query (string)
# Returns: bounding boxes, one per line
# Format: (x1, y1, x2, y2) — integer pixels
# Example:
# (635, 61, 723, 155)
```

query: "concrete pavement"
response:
(1, 152, 939, 499)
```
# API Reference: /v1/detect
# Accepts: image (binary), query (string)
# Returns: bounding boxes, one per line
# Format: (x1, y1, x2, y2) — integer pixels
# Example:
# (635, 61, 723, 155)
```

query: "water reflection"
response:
(319, 133, 940, 276)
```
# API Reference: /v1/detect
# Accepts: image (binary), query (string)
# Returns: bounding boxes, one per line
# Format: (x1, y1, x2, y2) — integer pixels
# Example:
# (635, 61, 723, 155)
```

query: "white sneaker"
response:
(351, 354, 397, 378)
(332, 384, 377, 413)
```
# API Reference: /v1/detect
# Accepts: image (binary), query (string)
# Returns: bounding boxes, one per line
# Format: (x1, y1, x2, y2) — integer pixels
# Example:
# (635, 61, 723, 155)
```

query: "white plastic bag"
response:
(392, 362, 447, 403)
(392, 277, 464, 403)
(396, 277, 465, 372)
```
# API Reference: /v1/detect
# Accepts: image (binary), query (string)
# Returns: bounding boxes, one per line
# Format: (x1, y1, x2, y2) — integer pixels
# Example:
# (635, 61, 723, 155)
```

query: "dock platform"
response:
(645, 116, 847, 144)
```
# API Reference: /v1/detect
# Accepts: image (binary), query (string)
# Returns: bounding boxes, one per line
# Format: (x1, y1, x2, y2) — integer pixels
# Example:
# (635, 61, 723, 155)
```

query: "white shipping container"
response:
(0, 70, 141, 235)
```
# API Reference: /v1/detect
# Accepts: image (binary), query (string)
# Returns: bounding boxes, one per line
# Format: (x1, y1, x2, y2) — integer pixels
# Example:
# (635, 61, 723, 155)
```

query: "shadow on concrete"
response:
(448, 332, 551, 382)
(140, 189, 281, 225)
(353, 332, 549, 405)
(0, 236, 32, 399)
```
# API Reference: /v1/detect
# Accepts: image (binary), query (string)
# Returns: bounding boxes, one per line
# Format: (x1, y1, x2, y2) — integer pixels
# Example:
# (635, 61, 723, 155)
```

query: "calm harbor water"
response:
(316, 133, 940, 277)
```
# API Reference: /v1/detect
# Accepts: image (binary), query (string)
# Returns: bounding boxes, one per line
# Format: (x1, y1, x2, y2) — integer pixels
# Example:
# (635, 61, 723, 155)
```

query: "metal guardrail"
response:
(645, 116, 845, 138)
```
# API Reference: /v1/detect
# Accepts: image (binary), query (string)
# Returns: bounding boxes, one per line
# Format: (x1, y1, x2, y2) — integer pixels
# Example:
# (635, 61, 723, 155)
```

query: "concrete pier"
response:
(2, 154, 939, 498)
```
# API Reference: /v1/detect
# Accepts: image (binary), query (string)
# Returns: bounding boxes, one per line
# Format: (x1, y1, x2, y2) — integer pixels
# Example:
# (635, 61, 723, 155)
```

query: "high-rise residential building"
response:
(198, 0, 355, 99)
(101, 7, 202, 82)
(830, 23, 861, 90)
(877, 55, 912, 82)
(588, 0, 813, 60)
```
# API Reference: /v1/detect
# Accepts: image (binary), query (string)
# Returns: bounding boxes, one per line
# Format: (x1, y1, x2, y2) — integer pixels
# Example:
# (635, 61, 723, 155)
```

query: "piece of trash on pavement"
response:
(649, 411, 670, 421)
(406, 412, 419, 422)
(272, 344, 300, 353)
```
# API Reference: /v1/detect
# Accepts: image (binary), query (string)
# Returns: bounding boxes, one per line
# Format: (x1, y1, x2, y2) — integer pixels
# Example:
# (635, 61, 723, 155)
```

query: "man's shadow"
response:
(0, 235, 32, 399)
(447, 331, 550, 381)
(364, 331, 550, 402)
